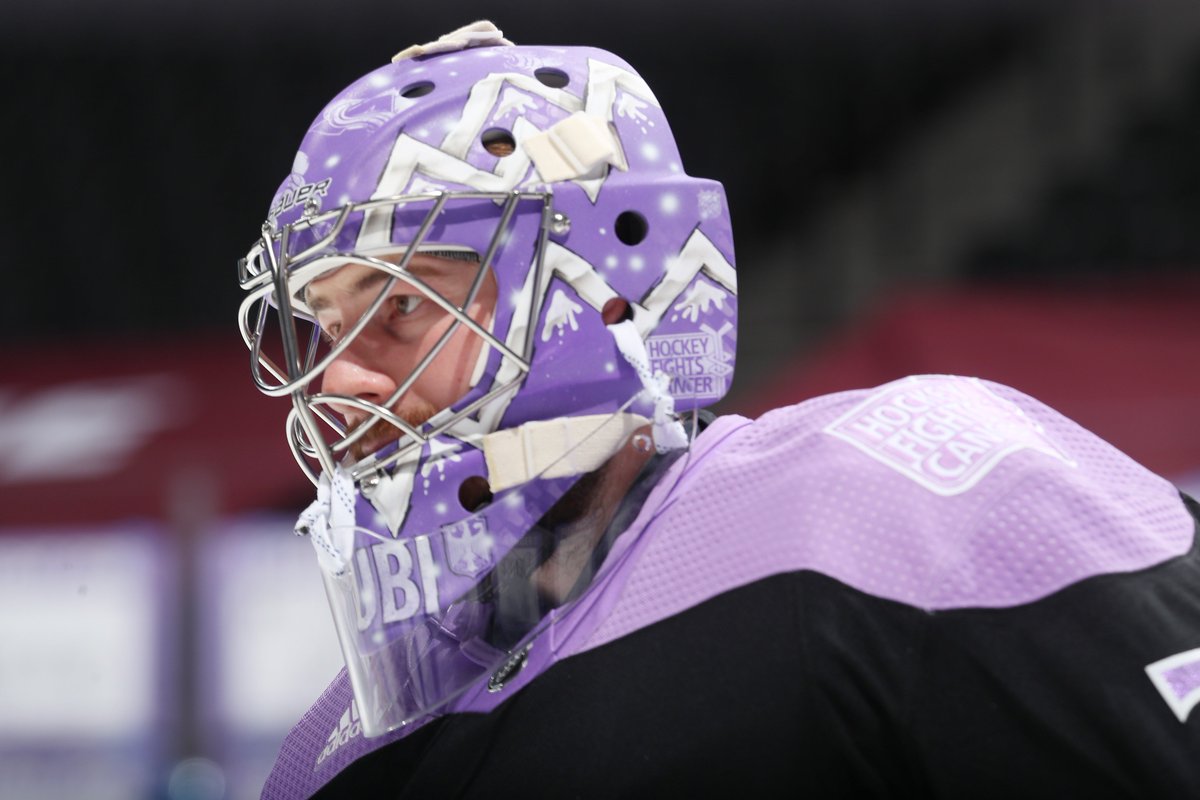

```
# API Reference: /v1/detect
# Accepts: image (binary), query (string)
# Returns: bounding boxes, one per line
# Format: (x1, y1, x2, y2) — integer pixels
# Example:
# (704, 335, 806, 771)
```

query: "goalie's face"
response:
(304, 253, 498, 458)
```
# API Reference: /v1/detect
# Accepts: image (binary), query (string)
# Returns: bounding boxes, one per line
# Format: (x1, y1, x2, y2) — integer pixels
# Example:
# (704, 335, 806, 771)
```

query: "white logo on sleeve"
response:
(1146, 647, 1200, 723)
(824, 376, 1074, 496)
(315, 701, 362, 768)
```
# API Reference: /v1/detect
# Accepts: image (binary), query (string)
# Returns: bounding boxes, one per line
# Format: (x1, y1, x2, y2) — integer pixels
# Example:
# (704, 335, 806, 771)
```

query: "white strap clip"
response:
(392, 20, 514, 62)
(524, 112, 625, 183)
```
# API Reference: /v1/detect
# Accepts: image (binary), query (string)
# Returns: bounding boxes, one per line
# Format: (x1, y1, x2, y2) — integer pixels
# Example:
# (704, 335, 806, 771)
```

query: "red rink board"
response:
(735, 277, 1200, 480)
(3, 277, 1197, 527)
(0, 333, 308, 527)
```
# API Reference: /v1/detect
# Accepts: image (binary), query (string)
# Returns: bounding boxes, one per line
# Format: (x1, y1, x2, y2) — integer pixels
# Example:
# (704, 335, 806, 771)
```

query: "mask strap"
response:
(294, 466, 358, 575)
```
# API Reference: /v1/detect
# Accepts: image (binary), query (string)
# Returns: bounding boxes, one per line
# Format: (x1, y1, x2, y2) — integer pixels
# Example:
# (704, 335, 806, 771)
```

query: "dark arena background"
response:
(1, 1, 1198, 797)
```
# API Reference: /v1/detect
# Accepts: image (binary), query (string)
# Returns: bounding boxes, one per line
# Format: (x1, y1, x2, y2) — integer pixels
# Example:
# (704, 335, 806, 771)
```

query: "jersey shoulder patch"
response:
(820, 375, 1073, 495)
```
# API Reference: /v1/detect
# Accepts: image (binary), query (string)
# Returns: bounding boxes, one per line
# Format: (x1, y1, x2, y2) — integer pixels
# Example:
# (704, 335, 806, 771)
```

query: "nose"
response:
(321, 353, 398, 426)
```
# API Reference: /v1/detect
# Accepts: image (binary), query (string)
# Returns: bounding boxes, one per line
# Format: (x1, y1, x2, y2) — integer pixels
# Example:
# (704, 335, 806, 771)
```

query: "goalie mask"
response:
(237, 23, 738, 736)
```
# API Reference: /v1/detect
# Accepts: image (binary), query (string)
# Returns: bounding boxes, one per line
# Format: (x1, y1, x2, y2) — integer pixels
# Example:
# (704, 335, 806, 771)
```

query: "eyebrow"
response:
(304, 261, 453, 313)
(305, 271, 392, 314)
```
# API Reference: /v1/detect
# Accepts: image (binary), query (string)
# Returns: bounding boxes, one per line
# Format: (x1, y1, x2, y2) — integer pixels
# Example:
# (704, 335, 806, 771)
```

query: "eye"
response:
(392, 295, 424, 316)
(321, 322, 342, 344)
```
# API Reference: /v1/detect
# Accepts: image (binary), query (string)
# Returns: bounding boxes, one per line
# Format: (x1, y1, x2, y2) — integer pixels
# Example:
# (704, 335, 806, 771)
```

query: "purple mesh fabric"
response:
(1165, 662, 1200, 701)
(583, 375, 1193, 648)
(262, 671, 359, 800)
(262, 376, 1194, 798)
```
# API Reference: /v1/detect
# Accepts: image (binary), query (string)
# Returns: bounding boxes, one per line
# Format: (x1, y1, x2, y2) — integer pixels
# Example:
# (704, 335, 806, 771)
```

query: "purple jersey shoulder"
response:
(262, 375, 1195, 798)
(585, 374, 1193, 651)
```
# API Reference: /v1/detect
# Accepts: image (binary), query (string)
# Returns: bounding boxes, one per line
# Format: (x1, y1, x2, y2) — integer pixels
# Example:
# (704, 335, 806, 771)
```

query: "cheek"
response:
(411, 273, 498, 409)
(415, 318, 487, 407)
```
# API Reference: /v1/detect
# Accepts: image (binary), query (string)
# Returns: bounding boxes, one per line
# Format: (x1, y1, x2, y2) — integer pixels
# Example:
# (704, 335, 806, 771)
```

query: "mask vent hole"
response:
(614, 211, 648, 246)
(481, 128, 516, 157)
(534, 68, 569, 88)
(602, 297, 632, 325)
(401, 81, 435, 98)
(459, 476, 494, 512)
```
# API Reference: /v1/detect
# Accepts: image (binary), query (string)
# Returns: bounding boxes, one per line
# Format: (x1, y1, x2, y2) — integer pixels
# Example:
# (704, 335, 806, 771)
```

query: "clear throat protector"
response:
(298, 403, 689, 737)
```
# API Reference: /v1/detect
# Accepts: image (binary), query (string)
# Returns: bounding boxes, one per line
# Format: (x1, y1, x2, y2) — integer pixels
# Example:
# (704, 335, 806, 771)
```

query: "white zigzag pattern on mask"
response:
(359, 57, 661, 253)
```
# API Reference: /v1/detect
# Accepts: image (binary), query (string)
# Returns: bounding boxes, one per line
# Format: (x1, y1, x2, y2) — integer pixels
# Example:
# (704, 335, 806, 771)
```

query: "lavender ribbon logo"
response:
(1146, 647, 1200, 722)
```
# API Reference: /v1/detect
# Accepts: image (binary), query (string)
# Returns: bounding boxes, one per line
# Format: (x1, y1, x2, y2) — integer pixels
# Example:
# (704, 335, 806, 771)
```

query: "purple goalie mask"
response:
(237, 25, 738, 735)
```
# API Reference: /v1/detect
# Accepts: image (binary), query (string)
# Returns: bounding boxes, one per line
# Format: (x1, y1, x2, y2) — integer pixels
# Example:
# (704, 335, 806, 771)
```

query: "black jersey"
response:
(316, 498, 1200, 798)
(265, 379, 1200, 799)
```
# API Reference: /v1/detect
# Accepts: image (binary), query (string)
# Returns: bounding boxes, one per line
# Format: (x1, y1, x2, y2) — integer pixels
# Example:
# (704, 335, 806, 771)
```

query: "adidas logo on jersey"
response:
(315, 701, 362, 768)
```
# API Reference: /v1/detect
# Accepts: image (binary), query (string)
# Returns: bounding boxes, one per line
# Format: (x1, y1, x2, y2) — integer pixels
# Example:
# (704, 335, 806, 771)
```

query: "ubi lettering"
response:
(351, 537, 441, 630)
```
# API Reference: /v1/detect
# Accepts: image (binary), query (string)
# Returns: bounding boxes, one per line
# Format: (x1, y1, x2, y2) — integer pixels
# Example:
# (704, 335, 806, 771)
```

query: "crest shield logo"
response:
(443, 517, 495, 578)
(315, 88, 415, 136)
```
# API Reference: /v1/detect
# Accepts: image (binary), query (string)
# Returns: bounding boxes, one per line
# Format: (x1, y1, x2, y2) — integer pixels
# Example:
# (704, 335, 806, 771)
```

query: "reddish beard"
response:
(344, 399, 441, 460)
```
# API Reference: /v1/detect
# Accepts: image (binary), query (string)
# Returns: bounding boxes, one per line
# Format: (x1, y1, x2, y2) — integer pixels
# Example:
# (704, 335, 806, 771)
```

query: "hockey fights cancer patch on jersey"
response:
(823, 376, 1075, 495)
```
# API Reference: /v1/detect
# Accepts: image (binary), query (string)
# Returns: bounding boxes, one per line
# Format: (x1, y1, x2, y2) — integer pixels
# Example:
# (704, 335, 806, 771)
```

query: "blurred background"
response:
(2, 0, 1199, 797)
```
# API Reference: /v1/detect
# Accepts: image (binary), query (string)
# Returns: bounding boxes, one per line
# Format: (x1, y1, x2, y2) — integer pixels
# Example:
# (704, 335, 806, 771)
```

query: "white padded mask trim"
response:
(482, 412, 650, 493)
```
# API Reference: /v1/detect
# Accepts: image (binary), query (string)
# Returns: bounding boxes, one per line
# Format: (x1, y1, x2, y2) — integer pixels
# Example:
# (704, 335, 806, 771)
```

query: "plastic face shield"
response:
(316, 392, 668, 737)
(322, 469, 573, 736)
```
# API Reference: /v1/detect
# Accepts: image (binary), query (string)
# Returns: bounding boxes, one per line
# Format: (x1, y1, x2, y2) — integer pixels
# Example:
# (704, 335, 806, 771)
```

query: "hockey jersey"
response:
(263, 376, 1200, 798)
